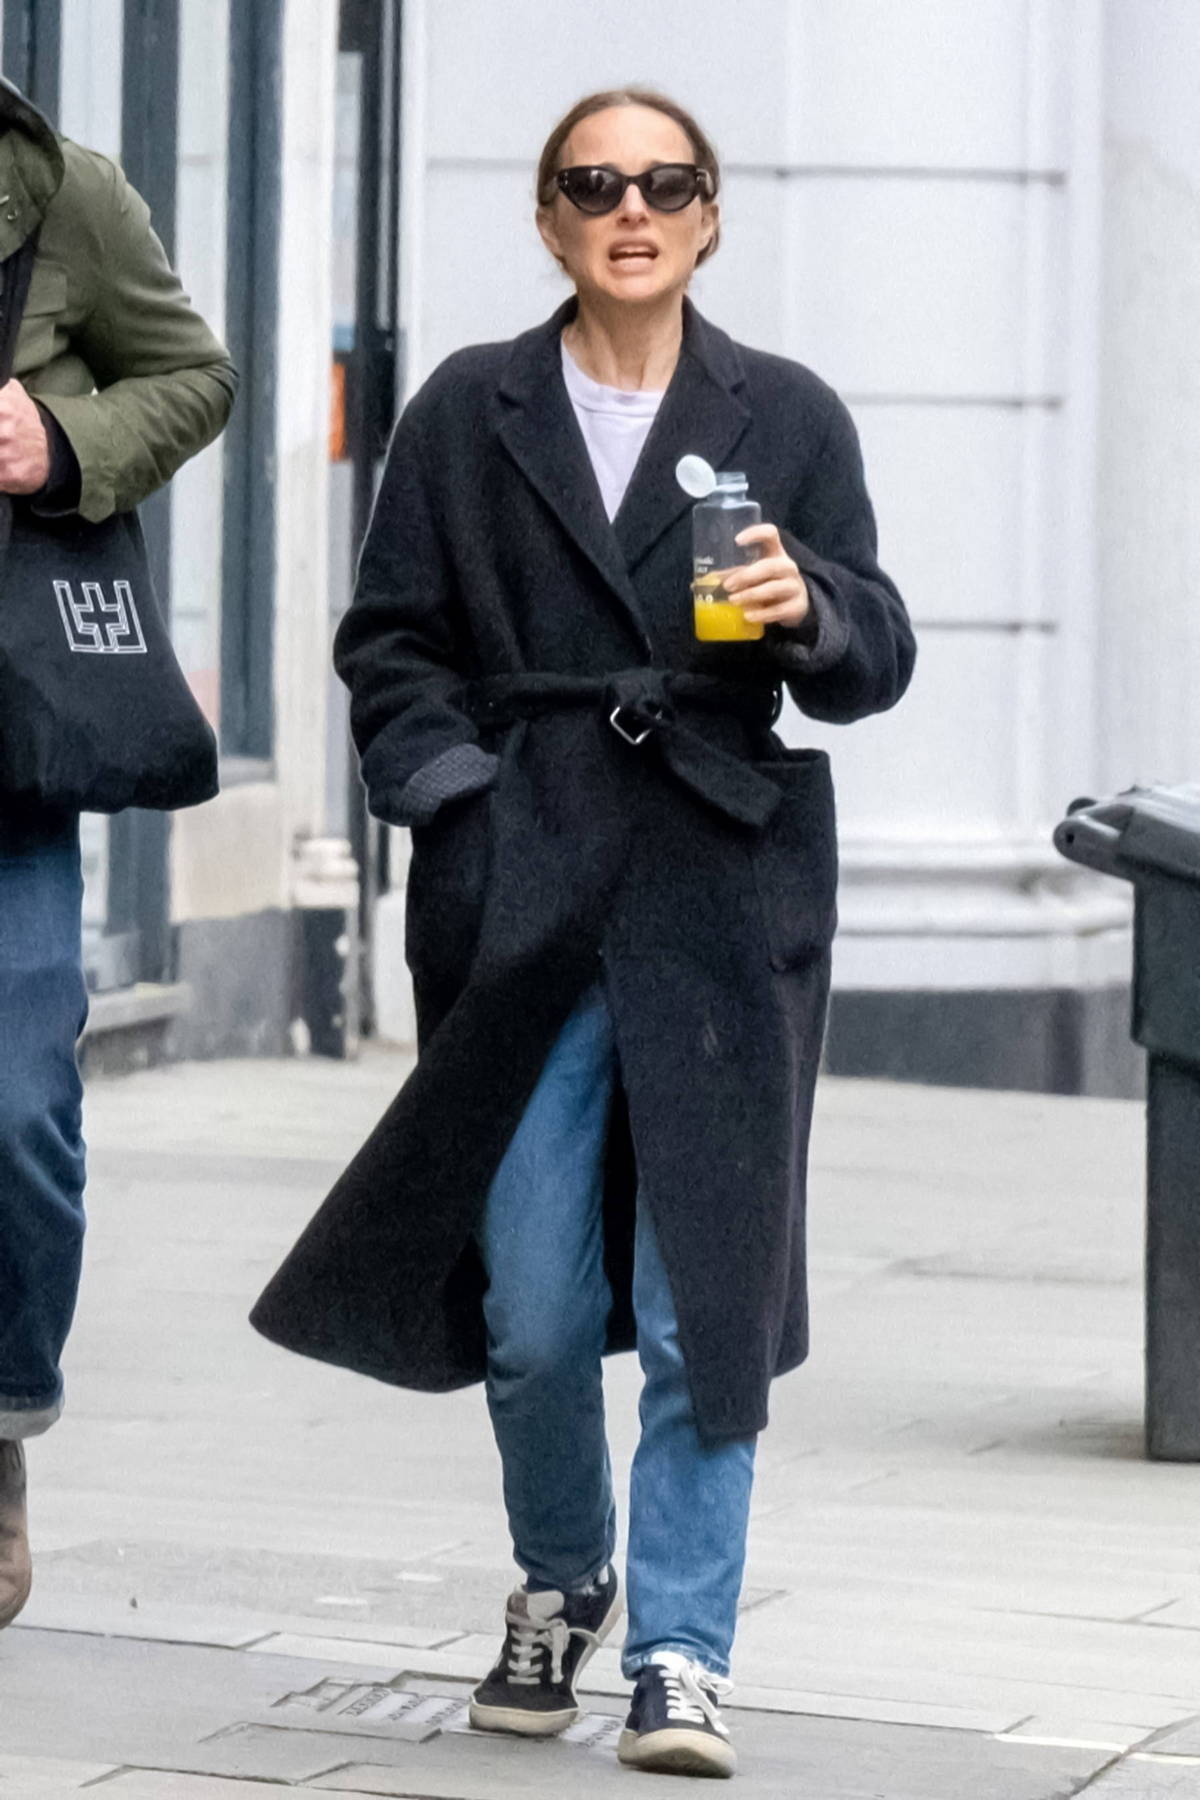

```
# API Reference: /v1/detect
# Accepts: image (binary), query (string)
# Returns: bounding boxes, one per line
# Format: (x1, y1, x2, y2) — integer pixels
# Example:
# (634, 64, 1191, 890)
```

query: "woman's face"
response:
(538, 105, 717, 311)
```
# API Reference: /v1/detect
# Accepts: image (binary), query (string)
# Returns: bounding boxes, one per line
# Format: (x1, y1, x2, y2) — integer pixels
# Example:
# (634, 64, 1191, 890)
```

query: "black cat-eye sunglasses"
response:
(554, 163, 714, 216)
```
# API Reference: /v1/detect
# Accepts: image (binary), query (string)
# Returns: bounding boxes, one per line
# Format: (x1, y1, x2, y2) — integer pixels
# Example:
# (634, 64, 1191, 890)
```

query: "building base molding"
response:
(825, 982, 1144, 1098)
(170, 910, 295, 1060)
(81, 983, 193, 1079)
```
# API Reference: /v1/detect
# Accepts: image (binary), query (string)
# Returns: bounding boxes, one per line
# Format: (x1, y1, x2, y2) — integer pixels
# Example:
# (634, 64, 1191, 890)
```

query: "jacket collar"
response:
(0, 78, 64, 260)
(497, 297, 752, 639)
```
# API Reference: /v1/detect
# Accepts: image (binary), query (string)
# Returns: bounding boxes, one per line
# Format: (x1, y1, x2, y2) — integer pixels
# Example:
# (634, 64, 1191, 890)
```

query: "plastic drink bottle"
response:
(690, 471, 764, 642)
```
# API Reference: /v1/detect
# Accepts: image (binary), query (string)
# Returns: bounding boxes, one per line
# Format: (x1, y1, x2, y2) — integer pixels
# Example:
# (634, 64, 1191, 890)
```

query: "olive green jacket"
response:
(0, 78, 237, 522)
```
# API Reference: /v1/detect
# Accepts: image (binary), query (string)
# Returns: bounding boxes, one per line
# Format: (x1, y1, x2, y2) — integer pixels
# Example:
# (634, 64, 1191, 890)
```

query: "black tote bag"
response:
(0, 235, 219, 814)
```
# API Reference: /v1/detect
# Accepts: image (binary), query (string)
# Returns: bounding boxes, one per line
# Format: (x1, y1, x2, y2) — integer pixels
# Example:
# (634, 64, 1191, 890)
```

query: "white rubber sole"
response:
(469, 1699, 579, 1736)
(468, 1575, 624, 1739)
(618, 1725, 738, 1778)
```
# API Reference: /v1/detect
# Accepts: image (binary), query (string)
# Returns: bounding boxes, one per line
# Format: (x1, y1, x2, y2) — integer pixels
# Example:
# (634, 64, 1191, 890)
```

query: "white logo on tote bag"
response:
(54, 579, 148, 655)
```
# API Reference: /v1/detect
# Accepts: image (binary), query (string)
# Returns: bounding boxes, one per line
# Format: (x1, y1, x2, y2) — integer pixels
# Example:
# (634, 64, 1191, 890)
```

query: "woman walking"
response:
(254, 88, 914, 1779)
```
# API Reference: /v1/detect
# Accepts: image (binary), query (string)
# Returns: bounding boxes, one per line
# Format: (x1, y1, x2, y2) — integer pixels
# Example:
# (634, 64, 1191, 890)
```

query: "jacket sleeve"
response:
(29, 403, 82, 516)
(766, 393, 916, 723)
(333, 403, 498, 827)
(34, 157, 237, 523)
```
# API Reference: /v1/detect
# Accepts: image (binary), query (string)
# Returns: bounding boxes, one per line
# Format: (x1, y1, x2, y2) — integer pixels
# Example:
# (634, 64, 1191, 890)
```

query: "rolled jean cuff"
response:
(0, 1393, 63, 1439)
(524, 1555, 613, 1596)
(621, 1642, 732, 1682)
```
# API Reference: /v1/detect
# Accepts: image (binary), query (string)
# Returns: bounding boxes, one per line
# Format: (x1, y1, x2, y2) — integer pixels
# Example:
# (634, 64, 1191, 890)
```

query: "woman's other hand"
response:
(724, 524, 810, 627)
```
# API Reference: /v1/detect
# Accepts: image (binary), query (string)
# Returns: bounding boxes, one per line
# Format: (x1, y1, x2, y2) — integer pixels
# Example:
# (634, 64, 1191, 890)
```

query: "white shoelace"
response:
(503, 1606, 571, 1686)
(655, 1655, 733, 1737)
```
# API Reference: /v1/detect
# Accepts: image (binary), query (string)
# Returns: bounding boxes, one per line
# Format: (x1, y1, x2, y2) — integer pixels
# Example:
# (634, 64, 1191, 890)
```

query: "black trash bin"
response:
(1055, 782, 1200, 1461)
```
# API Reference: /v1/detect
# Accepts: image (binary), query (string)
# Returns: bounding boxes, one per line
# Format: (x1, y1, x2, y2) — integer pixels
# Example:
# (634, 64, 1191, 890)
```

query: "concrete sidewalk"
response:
(3, 1049, 1199, 1797)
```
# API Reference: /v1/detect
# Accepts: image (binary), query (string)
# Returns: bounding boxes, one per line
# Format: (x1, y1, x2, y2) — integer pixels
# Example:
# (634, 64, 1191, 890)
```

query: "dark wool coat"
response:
(251, 299, 915, 1442)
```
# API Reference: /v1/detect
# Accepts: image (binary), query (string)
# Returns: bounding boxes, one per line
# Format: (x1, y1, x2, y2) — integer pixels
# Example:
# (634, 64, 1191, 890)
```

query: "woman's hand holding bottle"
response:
(723, 524, 811, 628)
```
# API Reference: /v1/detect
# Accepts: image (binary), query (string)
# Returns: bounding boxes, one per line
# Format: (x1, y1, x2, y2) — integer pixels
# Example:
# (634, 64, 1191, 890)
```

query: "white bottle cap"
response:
(675, 453, 717, 499)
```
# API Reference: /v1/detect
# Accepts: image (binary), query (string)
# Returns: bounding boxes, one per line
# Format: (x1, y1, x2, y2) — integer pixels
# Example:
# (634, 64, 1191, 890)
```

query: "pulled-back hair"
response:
(536, 88, 721, 265)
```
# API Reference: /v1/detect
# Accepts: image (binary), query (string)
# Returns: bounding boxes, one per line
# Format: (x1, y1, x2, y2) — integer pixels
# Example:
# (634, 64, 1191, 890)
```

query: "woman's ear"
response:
(699, 201, 720, 258)
(694, 203, 723, 262)
(537, 204, 566, 269)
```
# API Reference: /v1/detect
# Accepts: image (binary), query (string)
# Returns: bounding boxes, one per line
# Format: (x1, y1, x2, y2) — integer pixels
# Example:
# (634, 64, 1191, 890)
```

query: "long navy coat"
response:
(252, 299, 915, 1442)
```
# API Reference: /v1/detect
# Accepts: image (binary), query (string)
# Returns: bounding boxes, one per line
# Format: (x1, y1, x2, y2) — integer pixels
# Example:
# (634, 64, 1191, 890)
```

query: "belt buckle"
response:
(609, 703, 663, 747)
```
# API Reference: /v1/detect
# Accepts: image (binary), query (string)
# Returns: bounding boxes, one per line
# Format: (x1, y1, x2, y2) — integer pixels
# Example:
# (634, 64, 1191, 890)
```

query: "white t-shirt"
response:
(561, 340, 664, 522)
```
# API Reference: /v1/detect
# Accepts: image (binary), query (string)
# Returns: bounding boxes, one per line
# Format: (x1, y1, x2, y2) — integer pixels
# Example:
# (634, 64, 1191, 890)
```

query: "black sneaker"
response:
(469, 1564, 622, 1737)
(618, 1651, 737, 1778)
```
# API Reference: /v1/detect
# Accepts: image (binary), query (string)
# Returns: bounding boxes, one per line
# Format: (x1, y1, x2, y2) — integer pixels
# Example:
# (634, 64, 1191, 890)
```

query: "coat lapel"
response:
(496, 298, 752, 640)
(613, 301, 751, 573)
(497, 302, 649, 642)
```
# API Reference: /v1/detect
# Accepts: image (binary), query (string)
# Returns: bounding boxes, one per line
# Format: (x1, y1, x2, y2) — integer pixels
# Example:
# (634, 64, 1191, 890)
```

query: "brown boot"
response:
(0, 1440, 31, 1627)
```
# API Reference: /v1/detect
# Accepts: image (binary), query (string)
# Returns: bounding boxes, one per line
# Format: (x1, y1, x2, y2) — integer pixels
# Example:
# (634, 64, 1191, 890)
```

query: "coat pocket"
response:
(751, 748, 838, 970)
(405, 789, 493, 994)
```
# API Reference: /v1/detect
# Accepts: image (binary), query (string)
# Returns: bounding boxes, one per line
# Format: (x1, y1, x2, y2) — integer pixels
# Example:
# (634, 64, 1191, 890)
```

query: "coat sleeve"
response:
(333, 403, 499, 827)
(766, 393, 916, 723)
(34, 154, 237, 523)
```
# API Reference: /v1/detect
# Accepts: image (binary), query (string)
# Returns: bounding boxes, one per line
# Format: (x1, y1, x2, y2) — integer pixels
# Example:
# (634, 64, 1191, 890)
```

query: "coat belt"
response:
(463, 669, 784, 831)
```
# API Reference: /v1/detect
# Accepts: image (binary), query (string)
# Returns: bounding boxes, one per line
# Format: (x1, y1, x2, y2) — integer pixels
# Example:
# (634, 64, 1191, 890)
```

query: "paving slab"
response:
(1000, 1717, 1165, 1752)
(306, 1711, 1108, 1799)
(248, 1630, 464, 1665)
(1142, 1598, 1200, 1629)
(0, 1629, 403, 1774)
(96, 1779, 368, 1798)
(0, 1757, 121, 1794)
(1146, 1717, 1200, 1755)
(1085, 1754, 1200, 1794)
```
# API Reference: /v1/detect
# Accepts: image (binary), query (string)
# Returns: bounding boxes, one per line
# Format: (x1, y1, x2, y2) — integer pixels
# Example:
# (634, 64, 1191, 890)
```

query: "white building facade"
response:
(383, 0, 1182, 1095)
(7, 1, 1195, 1094)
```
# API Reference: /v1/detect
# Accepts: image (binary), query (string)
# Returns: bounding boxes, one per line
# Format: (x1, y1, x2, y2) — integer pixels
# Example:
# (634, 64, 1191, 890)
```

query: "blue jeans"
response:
(0, 812, 87, 1440)
(479, 987, 757, 1680)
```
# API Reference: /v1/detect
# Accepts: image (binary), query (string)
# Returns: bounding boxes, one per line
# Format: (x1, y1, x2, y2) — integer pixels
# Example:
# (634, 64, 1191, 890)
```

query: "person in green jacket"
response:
(0, 75, 236, 1630)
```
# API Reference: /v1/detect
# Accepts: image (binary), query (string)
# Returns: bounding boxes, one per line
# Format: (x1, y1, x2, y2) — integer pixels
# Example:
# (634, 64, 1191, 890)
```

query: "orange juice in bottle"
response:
(691, 572, 765, 642)
(688, 469, 764, 642)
